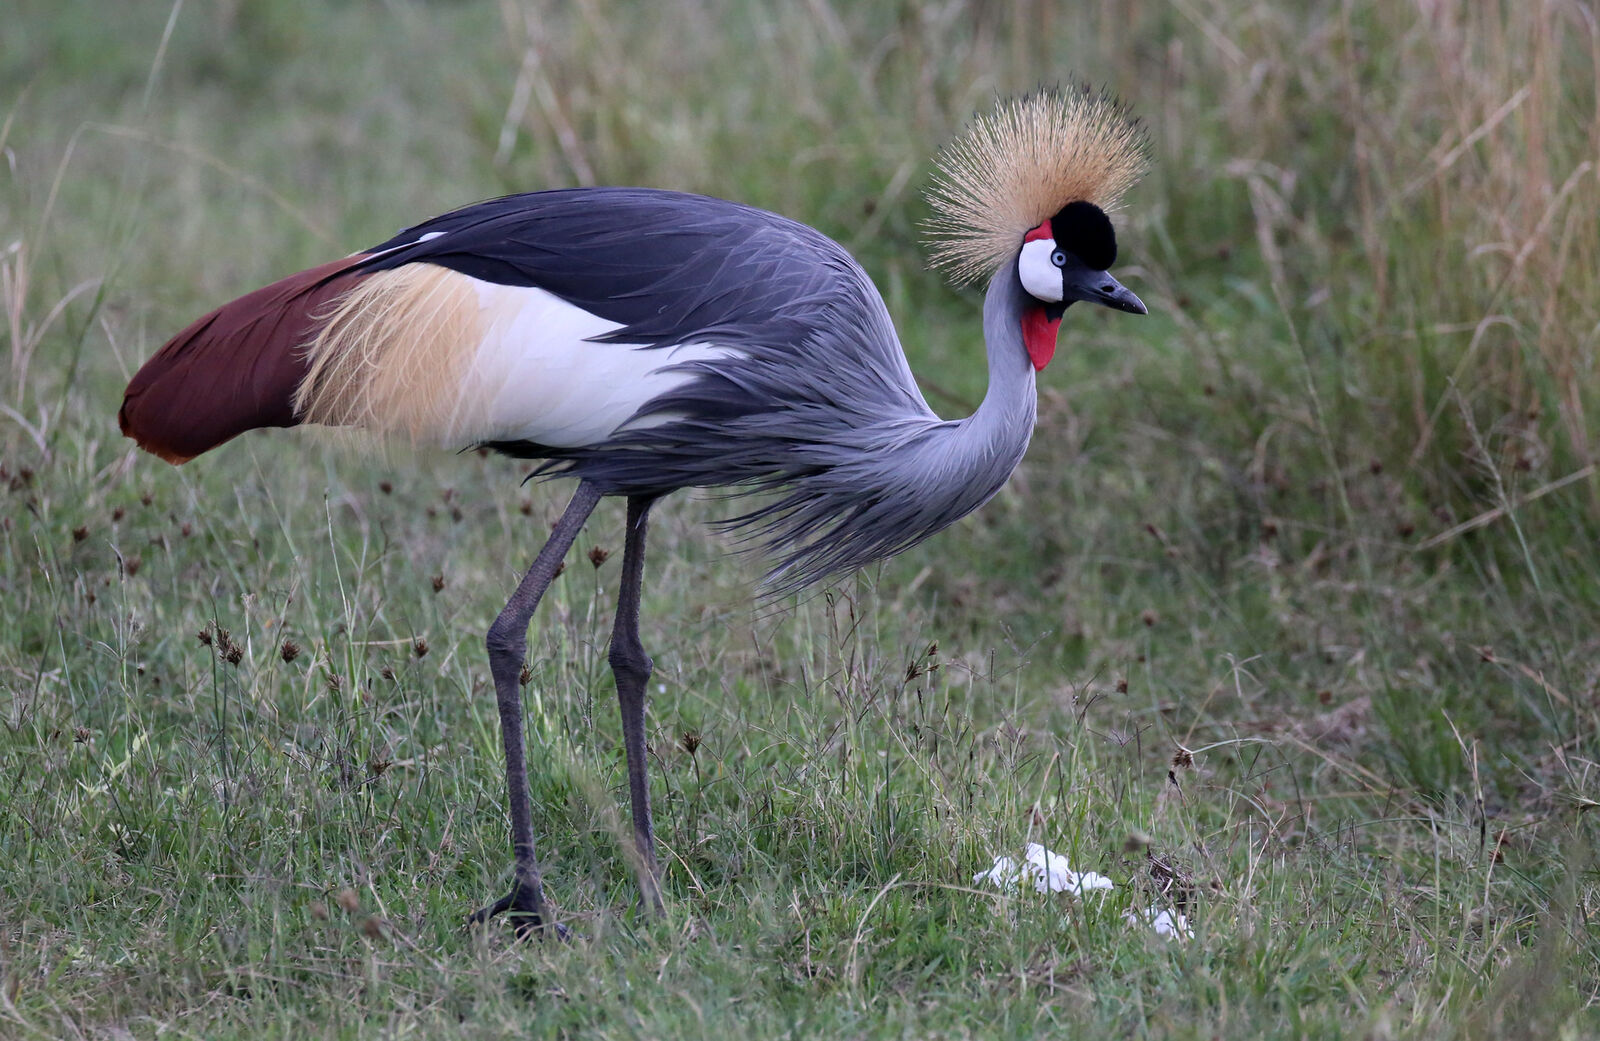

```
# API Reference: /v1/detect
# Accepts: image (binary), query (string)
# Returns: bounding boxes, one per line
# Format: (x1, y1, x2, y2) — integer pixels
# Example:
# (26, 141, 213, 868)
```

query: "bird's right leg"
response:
(470, 480, 603, 939)
(610, 495, 663, 915)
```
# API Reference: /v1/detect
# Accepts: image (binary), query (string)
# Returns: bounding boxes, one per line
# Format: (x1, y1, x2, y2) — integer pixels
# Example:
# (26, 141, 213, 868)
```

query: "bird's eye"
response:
(1050, 250, 1067, 267)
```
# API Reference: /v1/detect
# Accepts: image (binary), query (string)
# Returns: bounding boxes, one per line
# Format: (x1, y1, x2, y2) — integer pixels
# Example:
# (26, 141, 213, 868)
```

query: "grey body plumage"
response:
(364, 187, 1037, 592)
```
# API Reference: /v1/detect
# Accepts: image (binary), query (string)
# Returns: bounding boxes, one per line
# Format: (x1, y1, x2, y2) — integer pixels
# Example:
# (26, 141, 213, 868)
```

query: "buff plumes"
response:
(924, 88, 1149, 285)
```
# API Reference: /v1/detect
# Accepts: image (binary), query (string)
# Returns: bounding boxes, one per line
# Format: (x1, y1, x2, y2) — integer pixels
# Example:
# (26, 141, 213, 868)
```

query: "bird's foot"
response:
(635, 872, 665, 919)
(468, 887, 572, 942)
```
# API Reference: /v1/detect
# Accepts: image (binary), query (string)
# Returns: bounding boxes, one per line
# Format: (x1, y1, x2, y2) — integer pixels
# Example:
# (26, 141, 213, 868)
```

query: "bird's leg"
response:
(611, 494, 664, 915)
(471, 480, 603, 939)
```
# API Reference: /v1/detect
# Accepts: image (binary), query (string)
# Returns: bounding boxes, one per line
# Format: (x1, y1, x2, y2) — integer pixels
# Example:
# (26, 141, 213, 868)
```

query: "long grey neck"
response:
(966, 263, 1039, 468)
(875, 265, 1039, 525)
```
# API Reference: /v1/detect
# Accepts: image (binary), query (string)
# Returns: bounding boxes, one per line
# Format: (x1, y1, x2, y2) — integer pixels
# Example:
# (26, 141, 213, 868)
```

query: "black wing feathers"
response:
(361, 188, 844, 351)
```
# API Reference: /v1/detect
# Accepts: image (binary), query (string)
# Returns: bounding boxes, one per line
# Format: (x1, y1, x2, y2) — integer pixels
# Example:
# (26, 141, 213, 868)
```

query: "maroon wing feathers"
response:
(119, 256, 369, 463)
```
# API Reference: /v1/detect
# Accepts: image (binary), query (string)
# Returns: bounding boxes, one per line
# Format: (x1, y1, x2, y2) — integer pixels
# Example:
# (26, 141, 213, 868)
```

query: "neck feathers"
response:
(741, 268, 1037, 594)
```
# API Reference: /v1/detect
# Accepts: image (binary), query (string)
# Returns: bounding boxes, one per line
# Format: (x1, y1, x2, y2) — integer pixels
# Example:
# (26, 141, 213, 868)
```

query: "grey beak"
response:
(1064, 267, 1147, 315)
(1087, 272, 1147, 315)
(1095, 277, 1147, 315)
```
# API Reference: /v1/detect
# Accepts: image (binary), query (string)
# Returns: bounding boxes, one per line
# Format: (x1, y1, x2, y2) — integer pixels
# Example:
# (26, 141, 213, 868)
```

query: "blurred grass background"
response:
(3, 0, 1599, 1037)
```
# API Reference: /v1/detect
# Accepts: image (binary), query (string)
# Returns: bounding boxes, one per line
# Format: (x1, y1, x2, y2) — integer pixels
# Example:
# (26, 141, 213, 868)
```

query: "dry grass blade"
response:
(1416, 464, 1597, 550)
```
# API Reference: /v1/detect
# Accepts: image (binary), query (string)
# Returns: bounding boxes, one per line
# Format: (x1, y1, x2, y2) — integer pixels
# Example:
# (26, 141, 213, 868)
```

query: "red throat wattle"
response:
(1021, 307, 1061, 371)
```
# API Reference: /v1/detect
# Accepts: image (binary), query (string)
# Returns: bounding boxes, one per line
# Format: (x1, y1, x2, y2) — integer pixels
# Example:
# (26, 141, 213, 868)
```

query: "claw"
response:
(468, 891, 515, 926)
(468, 888, 571, 941)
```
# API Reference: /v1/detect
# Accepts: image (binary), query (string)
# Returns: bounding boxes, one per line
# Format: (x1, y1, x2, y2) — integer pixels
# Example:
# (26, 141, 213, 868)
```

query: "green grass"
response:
(3, 1, 1599, 1037)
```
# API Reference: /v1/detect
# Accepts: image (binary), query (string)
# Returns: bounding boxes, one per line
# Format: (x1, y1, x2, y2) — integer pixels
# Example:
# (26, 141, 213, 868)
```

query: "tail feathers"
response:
(120, 255, 370, 463)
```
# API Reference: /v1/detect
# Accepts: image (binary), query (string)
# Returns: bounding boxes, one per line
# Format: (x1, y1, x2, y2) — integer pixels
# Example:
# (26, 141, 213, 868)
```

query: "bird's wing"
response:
(355, 187, 930, 414)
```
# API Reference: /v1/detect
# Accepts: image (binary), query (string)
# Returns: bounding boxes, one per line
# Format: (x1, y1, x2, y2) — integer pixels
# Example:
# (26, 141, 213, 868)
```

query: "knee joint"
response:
(486, 620, 526, 659)
(609, 645, 653, 688)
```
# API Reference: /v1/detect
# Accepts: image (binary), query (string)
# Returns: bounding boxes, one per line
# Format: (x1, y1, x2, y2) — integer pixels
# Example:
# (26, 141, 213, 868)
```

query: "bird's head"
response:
(1014, 199, 1145, 368)
(924, 87, 1150, 370)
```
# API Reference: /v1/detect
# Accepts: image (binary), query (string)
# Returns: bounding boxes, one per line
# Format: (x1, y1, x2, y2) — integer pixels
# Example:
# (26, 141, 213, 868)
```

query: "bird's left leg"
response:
(611, 494, 664, 915)
(471, 480, 603, 939)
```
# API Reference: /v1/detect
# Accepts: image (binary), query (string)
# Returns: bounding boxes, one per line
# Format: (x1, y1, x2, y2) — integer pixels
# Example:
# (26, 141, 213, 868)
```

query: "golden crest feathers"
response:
(925, 88, 1149, 285)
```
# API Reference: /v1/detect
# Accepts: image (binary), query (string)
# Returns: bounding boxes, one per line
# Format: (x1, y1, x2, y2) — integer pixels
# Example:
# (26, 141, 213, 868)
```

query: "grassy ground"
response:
(3, 1, 1599, 1037)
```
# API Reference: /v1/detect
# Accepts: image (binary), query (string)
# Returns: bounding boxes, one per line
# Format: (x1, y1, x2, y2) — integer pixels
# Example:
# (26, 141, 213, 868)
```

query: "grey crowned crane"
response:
(120, 89, 1150, 936)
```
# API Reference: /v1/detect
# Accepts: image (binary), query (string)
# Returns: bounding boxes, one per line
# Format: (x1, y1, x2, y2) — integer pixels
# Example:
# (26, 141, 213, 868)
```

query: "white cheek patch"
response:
(1017, 238, 1063, 301)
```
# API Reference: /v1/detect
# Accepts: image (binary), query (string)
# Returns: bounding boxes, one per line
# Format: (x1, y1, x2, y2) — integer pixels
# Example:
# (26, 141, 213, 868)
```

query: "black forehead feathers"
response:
(1049, 200, 1117, 271)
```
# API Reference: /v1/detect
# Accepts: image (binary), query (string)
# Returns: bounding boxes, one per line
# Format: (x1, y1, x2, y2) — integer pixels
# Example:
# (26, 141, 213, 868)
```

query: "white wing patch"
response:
(297, 265, 743, 450)
(458, 280, 743, 448)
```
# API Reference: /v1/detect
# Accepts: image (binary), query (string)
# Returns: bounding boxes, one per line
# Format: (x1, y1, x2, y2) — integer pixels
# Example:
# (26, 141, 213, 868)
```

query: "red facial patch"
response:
(1023, 218, 1053, 244)
(1021, 306, 1062, 371)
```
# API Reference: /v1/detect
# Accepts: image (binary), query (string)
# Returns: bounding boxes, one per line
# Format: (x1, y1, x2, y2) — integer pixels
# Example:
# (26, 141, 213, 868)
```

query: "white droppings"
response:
(973, 843, 1114, 896)
(1124, 904, 1193, 941)
(974, 843, 1193, 942)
